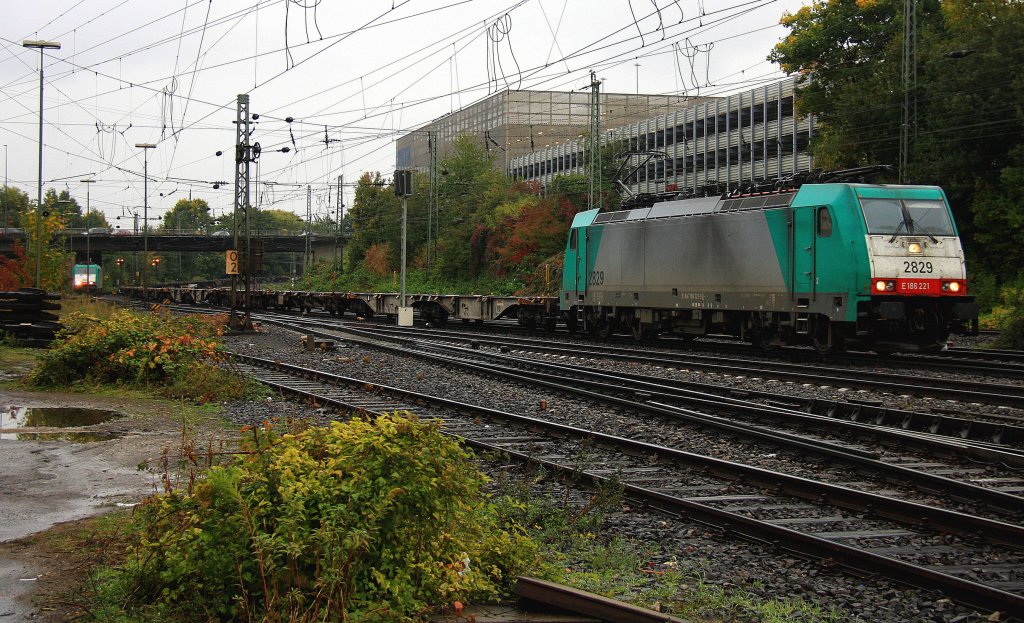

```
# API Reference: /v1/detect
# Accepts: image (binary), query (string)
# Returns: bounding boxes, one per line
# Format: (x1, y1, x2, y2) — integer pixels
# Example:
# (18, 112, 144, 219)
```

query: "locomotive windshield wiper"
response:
(888, 220, 909, 242)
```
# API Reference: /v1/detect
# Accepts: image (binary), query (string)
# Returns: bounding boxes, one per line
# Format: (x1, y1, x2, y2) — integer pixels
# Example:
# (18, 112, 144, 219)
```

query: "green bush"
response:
(988, 282, 1024, 349)
(30, 309, 231, 397)
(121, 413, 544, 622)
(968, 270, 1001, 314)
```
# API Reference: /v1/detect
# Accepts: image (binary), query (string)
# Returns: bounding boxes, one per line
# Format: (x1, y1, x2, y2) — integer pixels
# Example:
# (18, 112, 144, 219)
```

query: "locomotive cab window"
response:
(905, 199, 955, 237)
(569, 229, 578, 251)
(816, 207, 832, 237)
(860, 198, 955, 237)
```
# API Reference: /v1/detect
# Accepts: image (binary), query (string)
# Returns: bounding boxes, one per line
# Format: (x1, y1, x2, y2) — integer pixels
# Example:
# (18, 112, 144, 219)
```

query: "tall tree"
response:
(433, 135, 507, 278)
(1, 186, 30, 228)
(769, 0, 909, 169)
(45, 189, 84, 227)
(21, 209, 67, 290)
(155, 198, 215, 282)
(348, 172, 401, 271)
(161, 198, 213, 233)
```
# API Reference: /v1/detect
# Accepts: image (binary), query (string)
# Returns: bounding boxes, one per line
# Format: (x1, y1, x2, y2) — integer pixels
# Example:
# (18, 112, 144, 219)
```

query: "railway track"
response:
(275, 303, 1023, 372)
(944, 346, 1024, 364)
(260, 312, 1024, 430)
(251, 315, 1024, 514)
(227, 349, 1024, 616)
(344, 322, 1024, 406)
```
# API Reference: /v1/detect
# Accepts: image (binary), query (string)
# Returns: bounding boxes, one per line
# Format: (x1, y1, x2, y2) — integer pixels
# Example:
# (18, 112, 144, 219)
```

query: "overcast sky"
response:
(1, 0, 809, 228)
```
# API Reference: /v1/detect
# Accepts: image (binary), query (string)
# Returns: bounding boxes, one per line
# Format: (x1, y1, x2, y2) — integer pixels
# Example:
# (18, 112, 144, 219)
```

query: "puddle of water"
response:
(0, 406, 123, 442)
(11, 431, 122, 442)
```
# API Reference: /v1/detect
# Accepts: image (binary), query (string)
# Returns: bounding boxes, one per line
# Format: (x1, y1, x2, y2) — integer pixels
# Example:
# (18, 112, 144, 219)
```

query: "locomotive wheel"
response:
(754, 331, 778, 352)
(811, 319, 845, 355)
(631, 322, 657, 341)
(565, 315, 578, 334)
(589, 319, 612, 339)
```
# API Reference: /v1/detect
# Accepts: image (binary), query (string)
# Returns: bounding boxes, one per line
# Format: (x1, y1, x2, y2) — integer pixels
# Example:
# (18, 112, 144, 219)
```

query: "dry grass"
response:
(58, 295, 120, 321)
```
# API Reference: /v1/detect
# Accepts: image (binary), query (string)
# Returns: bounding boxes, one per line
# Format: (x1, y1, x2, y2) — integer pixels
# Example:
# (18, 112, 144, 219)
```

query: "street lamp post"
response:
(81, 179, 94, 290)
(3, 144, 8, 230)
(135, 143, 156, 297)
(23, 39, 61, 289)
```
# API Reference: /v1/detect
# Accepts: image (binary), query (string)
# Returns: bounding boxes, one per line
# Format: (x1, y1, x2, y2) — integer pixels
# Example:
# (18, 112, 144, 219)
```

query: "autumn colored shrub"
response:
(122, 413, 544, 622)
(30, 308, 229, 391)
(363, 242, 393, 278)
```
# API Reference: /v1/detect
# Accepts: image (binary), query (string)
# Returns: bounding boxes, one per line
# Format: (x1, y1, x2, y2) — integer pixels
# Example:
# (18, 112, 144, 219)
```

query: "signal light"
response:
(115, 258, 124, 266)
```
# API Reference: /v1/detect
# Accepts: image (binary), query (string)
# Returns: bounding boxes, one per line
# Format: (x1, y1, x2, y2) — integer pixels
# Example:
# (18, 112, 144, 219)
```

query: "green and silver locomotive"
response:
(560, 176, 978, 353)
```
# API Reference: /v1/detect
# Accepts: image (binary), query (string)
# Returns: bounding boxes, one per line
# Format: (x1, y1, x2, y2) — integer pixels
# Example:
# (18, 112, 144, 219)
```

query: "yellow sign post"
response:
(226, 249, 239, 275)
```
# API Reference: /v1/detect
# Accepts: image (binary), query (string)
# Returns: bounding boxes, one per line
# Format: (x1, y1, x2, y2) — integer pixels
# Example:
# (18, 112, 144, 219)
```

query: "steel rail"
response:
(408, 342, 1024, 515)
(346, 323, 1024, 407)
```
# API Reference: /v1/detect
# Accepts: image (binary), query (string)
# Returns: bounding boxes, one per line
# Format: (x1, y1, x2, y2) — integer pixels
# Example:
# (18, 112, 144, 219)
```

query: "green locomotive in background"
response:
(560, 175, 979, 353)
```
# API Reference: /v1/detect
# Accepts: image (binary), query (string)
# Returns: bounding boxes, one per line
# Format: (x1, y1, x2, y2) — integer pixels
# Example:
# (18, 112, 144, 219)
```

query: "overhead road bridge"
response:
(0, 230, 344, 263)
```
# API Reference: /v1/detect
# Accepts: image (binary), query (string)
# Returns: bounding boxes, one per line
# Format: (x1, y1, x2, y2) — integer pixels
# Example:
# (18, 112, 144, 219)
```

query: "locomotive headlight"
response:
(874, 279, 896, 292)
(907, 242, 922, 254)
(943, 281, 962, 293)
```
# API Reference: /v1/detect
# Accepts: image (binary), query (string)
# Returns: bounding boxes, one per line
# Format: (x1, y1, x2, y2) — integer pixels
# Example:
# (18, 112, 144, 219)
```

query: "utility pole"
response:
(428, 130, 438, 270)
(335, 174, 343, 271)
(900, 0, 917, 183)
(80, 179, 94, 290)
(588, 70, 602, 211)
(305, 185, 312, 271)
(3, 144, 7, 230)
(230, 94, 253, 331)
(23, 40, 61, 289)
(135, 143, 156, 298)
(395, 170, 412, 326)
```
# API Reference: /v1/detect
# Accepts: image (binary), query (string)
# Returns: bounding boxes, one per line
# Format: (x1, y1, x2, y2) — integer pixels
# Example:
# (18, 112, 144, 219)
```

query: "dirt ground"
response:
(0, 373, 237, 621)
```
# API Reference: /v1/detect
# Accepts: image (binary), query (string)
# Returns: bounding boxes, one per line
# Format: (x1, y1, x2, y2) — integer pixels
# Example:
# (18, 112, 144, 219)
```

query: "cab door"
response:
(791, 206, 834, 302)
(571, 227, 587, 301)
(791, 206, 816, 300)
